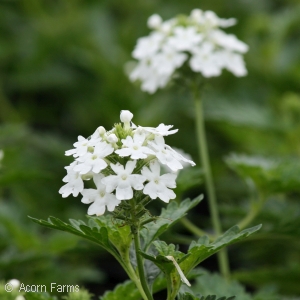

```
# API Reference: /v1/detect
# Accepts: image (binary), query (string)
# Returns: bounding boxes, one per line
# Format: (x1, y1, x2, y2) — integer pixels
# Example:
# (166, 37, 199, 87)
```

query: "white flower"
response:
(160, 19, 176, 34)
(81, 174, 121, 216)
(138, 123, 178, 136)
(15, 296, 26, 300)
(190, 42, 223, 77)
(132, 32, 164, 60)
(102, 160, 146, 200)
(167, 26, 203, 51)
(141, 160, 176, 202)
(59, 162, 84, 197)
(65, 135, 100, 157)
(166, 144, 196, 167)
(91, 126, 106, 140)
(129, 9, 248, 93)
(148, 14, 162, 29)
(60, 109, 196, 212)
(149, 136, 195, 172)
(209, 29, 248, 53)
(162, 147, 195, 173)
(152, 46, 187, 76)
(203, 10, 236, 28)
(74, 142, 114, 174)
(115, 132, 155, 159)
(218, 50, 247, 76)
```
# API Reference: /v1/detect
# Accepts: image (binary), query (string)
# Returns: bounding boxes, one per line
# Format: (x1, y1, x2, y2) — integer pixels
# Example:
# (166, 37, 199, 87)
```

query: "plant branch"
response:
(193, 91, 230, 279)
(132, 224, 154, 300)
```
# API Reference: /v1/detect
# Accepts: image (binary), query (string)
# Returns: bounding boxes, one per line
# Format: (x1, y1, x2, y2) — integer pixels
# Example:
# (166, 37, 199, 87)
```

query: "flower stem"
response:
(118, 248, 148, 300)
(193, 92, 230, 279)
(131, 224, 154, 300)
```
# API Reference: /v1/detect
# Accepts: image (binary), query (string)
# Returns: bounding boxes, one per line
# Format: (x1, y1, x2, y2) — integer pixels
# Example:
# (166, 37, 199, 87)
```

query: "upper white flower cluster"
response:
(129, 9, 249, 93)
(59, 110, 195, 216)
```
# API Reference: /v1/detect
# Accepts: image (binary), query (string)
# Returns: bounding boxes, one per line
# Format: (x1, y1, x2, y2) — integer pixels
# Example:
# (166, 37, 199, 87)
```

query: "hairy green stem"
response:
(123, 262, 148, 299)
(193, 92, 230, 279)
(132, 224, 154, 300)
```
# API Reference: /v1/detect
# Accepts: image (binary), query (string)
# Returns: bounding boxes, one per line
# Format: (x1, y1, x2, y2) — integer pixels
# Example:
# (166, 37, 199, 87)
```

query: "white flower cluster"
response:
(59, 110, 195, 216)
(129, 9, 249, 93)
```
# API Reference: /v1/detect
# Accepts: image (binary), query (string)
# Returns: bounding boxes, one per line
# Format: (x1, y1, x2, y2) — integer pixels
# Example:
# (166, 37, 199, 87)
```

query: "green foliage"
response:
(62, 289, 93, 300)
(140, 196, 203, 250)
(28, 216, 122, 264)
(30, 197, 258, 299)
(177, 292, 235, 300)
(1, 0, 300, 298)
(99, 270, 206, 300)
(0, 124, 103, 287)
(99, 281, 140, 300)
(182, 225, 261, 273)
(225, 153, 300, 194)
(192, 269, 252, 300)
(25, 293, 58, 300)
(141, 225, 261, 298)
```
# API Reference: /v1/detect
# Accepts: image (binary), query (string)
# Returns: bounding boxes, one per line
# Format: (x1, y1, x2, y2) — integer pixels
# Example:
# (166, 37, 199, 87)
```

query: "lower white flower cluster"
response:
(59, 110, 195, 216)
(129, 9, 248, 93)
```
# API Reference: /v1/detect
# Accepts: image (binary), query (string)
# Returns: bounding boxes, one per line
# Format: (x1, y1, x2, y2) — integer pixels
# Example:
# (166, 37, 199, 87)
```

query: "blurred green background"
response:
(0, 0, 300, 299)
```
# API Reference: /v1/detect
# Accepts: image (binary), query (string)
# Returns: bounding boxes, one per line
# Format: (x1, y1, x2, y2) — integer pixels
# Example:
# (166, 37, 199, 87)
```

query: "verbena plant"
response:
(29, 110, 260, 300)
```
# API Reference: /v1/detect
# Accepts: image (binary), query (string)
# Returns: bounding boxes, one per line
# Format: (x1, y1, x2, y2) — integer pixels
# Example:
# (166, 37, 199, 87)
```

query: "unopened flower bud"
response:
(120, 110, 133, 129)
(97, 126, 106, 136)
(190, 9, 203, 22)
(107, 134, 118, 144)
(147, 14, 162, 29)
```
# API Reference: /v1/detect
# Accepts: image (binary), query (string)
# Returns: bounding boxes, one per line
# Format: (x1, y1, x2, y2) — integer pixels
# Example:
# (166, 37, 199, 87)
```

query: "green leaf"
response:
(99, 280, 141, 300)
(177, 292, 236, 300)
(153, 240, 185, 259)
(88, 215, 132, 259)
(224, 154, 300, 194)
(24, 293, 58, 300)
(28, 216, 120, 262)
(63, 288, 93, 300)
(140, 196, 203, 250)
(100, 270, 205, 300)
(204, 95, 276, 130)
(184, 225, 262, 274)
(192, 268, 252, 300)
(142, 225, 261, 298)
